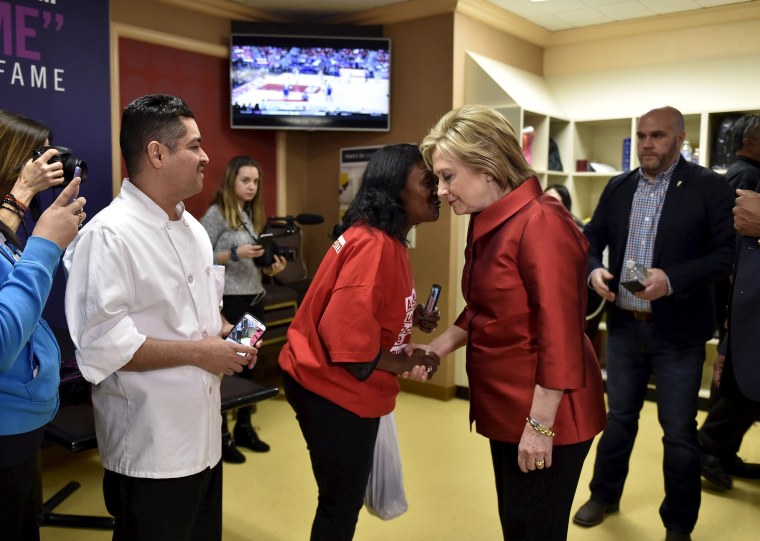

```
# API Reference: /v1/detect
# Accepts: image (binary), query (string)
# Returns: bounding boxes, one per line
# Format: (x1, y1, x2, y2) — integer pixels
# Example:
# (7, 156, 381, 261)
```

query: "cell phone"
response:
(424, 284, 442, 314)
(68, 185, 79, 205)
(621, 280, 646, 293)
(256, 233, 274, 248)
(226, 312, 266, 355)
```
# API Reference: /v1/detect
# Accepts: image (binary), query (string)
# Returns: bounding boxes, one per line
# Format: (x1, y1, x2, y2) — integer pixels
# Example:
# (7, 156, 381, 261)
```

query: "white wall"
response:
(546, 53, 760, 121)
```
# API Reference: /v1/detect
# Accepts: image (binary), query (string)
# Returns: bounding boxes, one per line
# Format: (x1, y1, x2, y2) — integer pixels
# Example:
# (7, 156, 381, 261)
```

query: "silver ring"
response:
(426, 365, 433, 373)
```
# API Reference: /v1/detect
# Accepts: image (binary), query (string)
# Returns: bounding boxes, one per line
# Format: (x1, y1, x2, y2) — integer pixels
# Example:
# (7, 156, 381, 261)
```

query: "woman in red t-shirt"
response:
(279, 144, 441, 541)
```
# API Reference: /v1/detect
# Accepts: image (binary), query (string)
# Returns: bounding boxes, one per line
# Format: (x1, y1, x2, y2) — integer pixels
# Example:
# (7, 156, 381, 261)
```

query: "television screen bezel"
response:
(230, 33, 391, 132)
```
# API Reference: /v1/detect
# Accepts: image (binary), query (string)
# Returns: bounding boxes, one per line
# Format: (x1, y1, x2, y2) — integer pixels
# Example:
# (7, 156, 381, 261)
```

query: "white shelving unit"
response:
(463, 52, 759, 398)
(465, 52, 760, 221)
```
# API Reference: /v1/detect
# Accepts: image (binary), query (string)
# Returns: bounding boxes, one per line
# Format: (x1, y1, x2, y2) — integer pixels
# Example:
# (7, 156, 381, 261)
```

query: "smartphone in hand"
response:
(621, 280, 646, 293)
(424, 284, 442, 315)
(68, 189, 79, 205)
(226, 312, 266, 355)
(256, 233, 274, 248)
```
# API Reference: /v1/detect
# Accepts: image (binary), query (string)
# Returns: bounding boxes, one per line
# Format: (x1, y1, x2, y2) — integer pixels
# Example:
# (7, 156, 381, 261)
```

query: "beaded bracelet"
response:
(1, 201, 26, 219)
(3, 194, 29, 213)
(526, 416, 556, 438)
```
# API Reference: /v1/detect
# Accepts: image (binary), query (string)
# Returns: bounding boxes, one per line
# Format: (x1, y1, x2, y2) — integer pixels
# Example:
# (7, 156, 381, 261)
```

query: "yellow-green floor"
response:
(40, 391, 760, 540)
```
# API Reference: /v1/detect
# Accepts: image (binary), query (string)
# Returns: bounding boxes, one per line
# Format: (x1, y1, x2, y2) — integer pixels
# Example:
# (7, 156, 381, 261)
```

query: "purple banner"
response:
(1, 0, 112, 353)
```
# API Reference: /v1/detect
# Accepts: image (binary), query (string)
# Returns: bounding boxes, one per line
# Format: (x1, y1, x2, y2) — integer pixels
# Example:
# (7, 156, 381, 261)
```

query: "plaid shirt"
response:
(618, 160, 678, 312)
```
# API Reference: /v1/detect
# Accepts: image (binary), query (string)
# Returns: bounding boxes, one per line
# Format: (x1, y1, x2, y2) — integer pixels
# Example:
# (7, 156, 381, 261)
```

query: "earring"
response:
(486, 176, 493, 183)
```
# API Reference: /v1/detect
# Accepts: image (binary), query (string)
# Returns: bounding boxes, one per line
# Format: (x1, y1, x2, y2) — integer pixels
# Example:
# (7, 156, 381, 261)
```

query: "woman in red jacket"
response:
(419, 105, 606, 541)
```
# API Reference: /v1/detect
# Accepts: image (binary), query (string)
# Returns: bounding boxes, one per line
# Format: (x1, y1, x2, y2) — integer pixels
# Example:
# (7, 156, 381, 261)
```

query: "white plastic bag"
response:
(364, 412, 408, 520)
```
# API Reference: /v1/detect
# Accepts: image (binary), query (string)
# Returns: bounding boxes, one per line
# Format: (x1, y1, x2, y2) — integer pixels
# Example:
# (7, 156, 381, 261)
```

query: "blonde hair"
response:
(420, 104, 534, 191)
(214, 156, 265, 232)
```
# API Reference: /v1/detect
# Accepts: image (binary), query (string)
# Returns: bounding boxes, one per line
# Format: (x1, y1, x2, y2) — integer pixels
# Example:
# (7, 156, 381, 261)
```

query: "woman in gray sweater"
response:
(200, 155, 287, 463)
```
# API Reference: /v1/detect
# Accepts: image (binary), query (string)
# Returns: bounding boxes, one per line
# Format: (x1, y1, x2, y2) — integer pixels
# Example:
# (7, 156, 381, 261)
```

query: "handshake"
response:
(399, 345, 440, 382)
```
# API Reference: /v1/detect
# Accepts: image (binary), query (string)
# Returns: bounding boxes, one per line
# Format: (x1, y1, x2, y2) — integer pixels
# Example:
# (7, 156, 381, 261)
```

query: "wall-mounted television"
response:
(230, 34, 391, 132)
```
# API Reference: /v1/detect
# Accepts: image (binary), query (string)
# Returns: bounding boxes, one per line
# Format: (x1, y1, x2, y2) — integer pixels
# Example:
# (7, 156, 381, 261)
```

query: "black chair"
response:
(40, 403, 114, 530)
(41, 377, 279, 531)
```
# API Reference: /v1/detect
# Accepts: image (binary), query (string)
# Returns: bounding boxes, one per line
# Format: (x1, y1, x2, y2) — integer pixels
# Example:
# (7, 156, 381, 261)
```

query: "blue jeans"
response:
(588, 314, 704, 534)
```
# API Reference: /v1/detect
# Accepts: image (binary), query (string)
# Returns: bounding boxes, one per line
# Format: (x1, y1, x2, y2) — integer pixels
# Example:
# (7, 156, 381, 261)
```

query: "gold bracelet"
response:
(526, 416, 555, 438)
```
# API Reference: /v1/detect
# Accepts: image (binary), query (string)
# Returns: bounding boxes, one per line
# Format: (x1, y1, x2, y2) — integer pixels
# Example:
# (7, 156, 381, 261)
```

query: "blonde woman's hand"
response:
(237, 243, 264, 259)
(400, 346, 439, 380)
(267, 254, 288, 275)
(518, 423, 553, 473)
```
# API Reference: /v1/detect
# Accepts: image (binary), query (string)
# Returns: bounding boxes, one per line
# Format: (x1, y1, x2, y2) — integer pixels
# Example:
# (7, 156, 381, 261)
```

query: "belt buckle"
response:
(633, 310, 651, 321)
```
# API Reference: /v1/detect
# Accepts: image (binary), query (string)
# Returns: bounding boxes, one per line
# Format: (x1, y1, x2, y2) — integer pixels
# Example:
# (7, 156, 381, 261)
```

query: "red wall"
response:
(118, 38, 277, 219)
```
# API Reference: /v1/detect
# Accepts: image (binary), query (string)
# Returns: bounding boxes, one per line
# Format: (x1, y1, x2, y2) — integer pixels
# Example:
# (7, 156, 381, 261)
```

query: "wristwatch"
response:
(230, 244, 239, 262)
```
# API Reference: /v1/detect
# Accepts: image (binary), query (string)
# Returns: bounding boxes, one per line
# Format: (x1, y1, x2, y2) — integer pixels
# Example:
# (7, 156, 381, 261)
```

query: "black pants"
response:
(282, 372, 380, 541)
(490, 438, 592, 541)
(221, 295, 265, 433)
(103, 462, 223, 541)
(0, 427, 45, 541)
(0, 452, 42, 541)
(699, 388, 760, 461)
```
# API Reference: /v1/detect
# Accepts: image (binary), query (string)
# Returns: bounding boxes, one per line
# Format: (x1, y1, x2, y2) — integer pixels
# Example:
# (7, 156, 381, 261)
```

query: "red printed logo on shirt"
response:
(391, 289, 417, 353)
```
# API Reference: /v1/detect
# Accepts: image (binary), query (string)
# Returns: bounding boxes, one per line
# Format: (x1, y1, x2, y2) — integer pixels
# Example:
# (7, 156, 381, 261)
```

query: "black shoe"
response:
(233, 424, 270, 453)
(222, 434, 246, 464)
(726, 456, 760, 479)
(665, 530, 691, 541)
(700, 453, 732, 490)
(572, 499, 619, 527)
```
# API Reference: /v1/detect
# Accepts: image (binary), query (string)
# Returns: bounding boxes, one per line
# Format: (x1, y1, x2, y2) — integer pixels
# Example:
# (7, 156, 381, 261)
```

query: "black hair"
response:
(545, 183, 572, 212)
(332, 144, 423, 245)
(729, 113, 760, 156)
(119, 94, 195, 177)
(0, 110, 53, 247)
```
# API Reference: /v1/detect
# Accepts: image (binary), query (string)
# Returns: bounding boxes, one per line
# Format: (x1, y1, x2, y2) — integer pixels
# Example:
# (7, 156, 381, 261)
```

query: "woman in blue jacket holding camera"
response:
(0, 110, 86, 540)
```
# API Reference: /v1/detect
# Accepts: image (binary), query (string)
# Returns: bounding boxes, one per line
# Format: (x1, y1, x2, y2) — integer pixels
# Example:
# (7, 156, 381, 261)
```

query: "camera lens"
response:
(274, 246, 297, 261)
(64, 158, 88, 185)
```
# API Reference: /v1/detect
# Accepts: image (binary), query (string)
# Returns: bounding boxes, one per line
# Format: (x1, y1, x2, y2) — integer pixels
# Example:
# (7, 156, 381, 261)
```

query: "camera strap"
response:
(250, 290, 266, 307)
(0, 232, 22, 266)
(238, 215, 259, 242)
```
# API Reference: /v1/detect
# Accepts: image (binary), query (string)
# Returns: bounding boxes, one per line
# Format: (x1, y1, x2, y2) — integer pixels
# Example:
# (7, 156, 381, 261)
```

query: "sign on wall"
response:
(339, 146, 382, 221)
(338, 145, 417, 247)
(1, 0, 112, 349)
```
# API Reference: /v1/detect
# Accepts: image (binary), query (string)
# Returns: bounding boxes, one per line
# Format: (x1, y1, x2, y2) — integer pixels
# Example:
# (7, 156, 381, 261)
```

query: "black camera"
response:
(254, 238, 298, 267)
(32, 145, 88, 187)
(253, 214, 323, 268)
